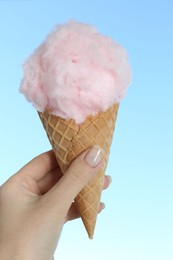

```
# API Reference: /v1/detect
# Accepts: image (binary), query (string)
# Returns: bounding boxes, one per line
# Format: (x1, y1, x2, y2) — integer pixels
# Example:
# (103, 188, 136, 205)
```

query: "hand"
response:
(0, 146, 112, 260)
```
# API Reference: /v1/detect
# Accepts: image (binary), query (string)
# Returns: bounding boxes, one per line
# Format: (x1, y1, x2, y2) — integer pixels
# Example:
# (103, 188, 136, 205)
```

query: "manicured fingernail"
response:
(84, 145, 104, 168)
(98, 202, 105, 212)
(100, 202, 105, 209)
(107, 175, 112, 184)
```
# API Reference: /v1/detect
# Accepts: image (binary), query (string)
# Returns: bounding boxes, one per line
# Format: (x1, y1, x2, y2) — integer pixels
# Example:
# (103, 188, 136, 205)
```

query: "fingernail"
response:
(107, 175, 112, 184)
(98, 202, 105, 212)
(100, 202, 105, 209)
(84, 145, 104, 168)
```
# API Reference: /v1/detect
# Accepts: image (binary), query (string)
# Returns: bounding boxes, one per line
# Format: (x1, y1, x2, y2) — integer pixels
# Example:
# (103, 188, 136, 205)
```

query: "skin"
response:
(0, 149, 112, 260)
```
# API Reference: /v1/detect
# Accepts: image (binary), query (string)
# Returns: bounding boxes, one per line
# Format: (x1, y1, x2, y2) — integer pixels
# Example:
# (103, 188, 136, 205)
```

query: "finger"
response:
(42, 146, 104, 213)
(103, 175, 112, 190)
(37, 167, 63, 194)
(38, 171, 112, 195)
(19, 150, 58, 181)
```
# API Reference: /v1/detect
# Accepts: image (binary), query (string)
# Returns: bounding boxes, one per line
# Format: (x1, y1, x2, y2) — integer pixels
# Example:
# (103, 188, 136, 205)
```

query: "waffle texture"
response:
(38, 103, 119, 238)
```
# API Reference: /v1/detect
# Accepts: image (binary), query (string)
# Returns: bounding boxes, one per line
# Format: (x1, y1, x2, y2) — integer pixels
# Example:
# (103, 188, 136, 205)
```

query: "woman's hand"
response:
(0, 146, 111, 260)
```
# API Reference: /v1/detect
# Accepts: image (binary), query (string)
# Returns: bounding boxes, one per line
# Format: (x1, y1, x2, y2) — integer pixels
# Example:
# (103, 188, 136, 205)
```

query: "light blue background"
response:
(0, 1, 173, 259)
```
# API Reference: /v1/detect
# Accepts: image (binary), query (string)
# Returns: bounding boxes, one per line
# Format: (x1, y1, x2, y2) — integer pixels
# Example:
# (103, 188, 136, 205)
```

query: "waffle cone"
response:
(38, 103, 119, 238)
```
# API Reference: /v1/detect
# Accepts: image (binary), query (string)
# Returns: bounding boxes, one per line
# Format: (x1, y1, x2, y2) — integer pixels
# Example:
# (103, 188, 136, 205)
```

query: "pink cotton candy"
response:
(20, 20, 131, 124)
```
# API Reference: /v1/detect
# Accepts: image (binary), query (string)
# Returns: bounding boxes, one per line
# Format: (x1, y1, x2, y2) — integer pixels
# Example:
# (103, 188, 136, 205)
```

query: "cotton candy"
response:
(20, 20, 131, 124)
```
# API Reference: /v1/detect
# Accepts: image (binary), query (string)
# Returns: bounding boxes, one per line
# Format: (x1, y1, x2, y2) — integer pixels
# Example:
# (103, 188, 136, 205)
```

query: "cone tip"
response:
(89, 234, 94, 239)
(87, 228, 94, 239)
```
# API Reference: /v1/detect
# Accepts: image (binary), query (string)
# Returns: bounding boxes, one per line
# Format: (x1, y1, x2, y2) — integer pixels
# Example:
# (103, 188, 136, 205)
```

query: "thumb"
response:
(43, 146, 104, 212)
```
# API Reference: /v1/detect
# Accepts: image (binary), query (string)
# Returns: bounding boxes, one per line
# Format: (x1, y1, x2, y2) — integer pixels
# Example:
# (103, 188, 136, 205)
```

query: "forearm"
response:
(0, 244, 53, 260)
(0, 243, 25, 260)
(0, 241, 35, 260)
